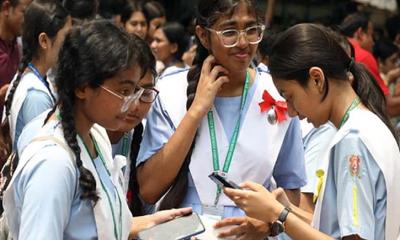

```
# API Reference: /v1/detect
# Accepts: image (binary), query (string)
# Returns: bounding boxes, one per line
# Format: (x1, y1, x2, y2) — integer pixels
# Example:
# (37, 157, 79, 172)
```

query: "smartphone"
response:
(208, 172, 240, 189)
(137, 212, 205, 240)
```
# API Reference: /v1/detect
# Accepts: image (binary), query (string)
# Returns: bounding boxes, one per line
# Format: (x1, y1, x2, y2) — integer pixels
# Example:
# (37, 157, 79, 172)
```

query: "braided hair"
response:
(158, 0, 258, 210)
(55, 20, 142, 202)
(0, 0, 68, 159)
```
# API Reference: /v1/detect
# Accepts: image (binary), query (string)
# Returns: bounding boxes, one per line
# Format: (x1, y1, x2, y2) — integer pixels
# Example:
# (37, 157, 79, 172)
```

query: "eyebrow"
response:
(218, 19, 258, 29)
(140, 83, 155, 88)
(118, 80, 136, 86)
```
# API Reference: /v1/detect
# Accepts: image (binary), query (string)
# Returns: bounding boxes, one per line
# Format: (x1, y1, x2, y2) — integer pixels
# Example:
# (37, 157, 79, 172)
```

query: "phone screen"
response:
(137, 213, 205, 240)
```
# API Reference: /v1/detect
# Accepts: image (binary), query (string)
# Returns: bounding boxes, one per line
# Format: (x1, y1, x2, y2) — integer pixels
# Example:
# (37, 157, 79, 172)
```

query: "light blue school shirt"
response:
(137, 71, 307, 218)
(301, 122, 337, 193)
(14, 88, 53, 149)
(319, 130, 386, 239)
(12, 120, 116, 239)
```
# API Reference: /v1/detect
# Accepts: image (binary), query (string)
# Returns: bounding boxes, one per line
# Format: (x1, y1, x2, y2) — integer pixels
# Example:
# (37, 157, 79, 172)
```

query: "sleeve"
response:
(14, 89, 52, 147)
(136, 97, 175, 166)
(333, 133, 383, 239)
(301, 124, 337, 193)
(272, 117, 307, 189)
(20, 89, 53, 125)
(16, 145, 77, 240)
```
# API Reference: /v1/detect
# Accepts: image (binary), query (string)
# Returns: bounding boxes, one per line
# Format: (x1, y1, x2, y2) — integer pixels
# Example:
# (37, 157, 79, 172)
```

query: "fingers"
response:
(223, 187, 247, 200)
(272, 187, 285, 197)
(201, 55, 216, 75)
(217, 225, 246, 238)
(209, 65, 229, 82)
(169, 207, 193, 218)
(240, 181, 264, 191)
(214, 217, 246, 228)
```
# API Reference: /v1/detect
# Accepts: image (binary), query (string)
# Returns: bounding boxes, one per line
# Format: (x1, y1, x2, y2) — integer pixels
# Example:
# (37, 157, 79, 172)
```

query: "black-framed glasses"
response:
(140, 87, 159, 103)
(205, 25, 265, 48)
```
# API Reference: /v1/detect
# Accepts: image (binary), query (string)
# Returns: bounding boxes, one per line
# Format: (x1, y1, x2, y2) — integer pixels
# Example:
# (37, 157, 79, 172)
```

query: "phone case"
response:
(137, 212, 205, 240)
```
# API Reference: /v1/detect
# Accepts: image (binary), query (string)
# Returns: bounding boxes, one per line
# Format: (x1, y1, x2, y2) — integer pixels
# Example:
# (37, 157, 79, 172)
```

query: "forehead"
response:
(14, 0, 31, 8)
(107, 64, 142, 86)
(211, 3, 257, 28)
(138, 71, 155, 86)
(153, 28, 167, 39)
(131, 11, 147, 21)
(273, 78, 304, 93)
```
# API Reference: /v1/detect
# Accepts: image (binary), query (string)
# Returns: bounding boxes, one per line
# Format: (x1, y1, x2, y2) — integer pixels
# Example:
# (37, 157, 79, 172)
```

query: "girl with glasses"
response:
(3, 20, 191, 240)
(106, 37, 159, 216)
(136, 0, 307, 238)
(224, 23, 400, 239)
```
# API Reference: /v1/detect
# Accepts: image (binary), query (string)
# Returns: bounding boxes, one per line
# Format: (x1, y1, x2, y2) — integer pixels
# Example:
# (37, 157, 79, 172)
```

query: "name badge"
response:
(202, 204, 224, 220)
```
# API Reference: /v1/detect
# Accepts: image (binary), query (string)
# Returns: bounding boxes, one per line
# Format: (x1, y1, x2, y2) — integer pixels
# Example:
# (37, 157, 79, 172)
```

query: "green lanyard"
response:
(81, 135, 123, 240)
(207, 71, 250, 205)
(121, 133, 130, 157)
(339, 96, 361, 129)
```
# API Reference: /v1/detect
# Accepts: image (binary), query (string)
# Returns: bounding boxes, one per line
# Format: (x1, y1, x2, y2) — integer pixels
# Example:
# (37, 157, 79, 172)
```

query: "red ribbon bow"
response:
(258, 90, 288, 123)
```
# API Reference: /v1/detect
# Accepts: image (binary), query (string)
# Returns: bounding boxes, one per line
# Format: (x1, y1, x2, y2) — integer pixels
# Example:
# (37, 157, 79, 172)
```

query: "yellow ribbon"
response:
(313, 169, 325, 203)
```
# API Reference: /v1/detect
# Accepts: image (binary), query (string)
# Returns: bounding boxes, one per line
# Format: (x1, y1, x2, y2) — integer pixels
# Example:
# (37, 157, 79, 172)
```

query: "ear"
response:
(38, 33, 50, 50)
(75, 84, 91, 100)
(170, 42, 178, 55)
(195, 25, 210, 50)
(354, 27, 364, 41)
(308, 67, 325, 94)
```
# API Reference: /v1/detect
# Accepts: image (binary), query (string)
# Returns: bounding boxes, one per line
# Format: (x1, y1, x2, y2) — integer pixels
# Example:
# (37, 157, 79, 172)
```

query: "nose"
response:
(236, 31, 249, 48)
(150, 40, 157, 50)
(286, 103, 298, 118)
(127, 98, 140, 112)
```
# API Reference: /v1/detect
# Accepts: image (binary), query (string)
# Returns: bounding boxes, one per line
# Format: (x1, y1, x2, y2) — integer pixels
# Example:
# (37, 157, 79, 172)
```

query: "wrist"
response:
(269, 207, 291, 236)
(187, 103, 208, 120)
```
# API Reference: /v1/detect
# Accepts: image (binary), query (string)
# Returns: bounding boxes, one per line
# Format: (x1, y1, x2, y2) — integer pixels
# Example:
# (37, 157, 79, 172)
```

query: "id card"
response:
(202, 205, 224, 220)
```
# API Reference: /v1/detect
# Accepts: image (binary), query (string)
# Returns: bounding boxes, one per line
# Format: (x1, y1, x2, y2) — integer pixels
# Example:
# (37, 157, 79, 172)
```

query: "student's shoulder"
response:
(159, 67, 189, 80)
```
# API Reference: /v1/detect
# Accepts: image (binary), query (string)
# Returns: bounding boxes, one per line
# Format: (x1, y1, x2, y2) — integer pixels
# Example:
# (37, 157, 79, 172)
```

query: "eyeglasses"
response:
(205, 25, 265, 48)
(139, 87, 159, 103)
(100, 85, 159, 113)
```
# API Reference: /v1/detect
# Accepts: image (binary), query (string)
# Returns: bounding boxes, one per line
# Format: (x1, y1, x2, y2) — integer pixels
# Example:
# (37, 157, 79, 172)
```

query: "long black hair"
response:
(159, 22, 190, 62)
(268, 23, 397, 140)
(158, 0, 258, 210)
(55, 20, 142, 202)
(0, 0, 68, 158)
(127, 35, 156, 216)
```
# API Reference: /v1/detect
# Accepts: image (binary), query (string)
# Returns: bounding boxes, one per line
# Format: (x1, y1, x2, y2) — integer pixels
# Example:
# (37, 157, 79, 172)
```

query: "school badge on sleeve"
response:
(348, 155, 361, 178)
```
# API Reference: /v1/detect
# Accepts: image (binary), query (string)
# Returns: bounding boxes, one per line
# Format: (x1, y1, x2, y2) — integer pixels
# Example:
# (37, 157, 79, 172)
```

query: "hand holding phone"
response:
(208, 172, 240, 189)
